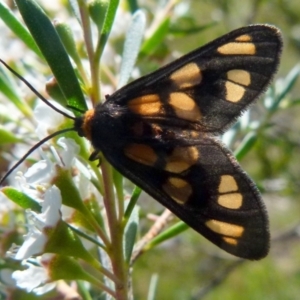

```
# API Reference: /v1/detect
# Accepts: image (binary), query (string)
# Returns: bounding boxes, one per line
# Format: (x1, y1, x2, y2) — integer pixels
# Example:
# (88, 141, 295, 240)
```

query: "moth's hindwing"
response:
(104, 136, 269, 260)
(85, 25, 282, 259)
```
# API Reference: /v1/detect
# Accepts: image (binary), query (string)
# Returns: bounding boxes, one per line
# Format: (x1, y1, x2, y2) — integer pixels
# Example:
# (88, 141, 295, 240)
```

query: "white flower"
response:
(57, 137, 79, 168)
(40, 186, 62, 225)
(24, 159, 55, 185)
(12, 264, 48, 292)
(15, 186, 62, 260)
(15, 226, 47, 260)
(12, 257, 56, 294)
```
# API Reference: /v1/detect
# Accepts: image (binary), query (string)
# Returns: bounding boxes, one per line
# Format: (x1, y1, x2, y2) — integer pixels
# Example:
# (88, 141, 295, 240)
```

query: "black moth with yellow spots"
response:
(76, 25, 282, 260)
(74, 26, 287, 259)
(75, 25, 282, 259)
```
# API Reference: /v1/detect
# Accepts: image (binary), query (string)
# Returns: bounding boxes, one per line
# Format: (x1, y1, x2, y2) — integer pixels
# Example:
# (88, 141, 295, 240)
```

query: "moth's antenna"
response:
(0, 127, 75, 185)
(0, 59, 76, 120)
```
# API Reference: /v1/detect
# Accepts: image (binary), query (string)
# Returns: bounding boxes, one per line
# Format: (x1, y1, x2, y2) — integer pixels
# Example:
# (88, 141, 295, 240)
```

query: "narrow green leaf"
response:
(54, 21, 82, 68)
(140, 17, 170, 55)
(0, 63, 33, 118)
(0, 127, 23, 144)
(2, 187, 42, 212)
(98, 0, 120, 57)
(145, 221, 188, 251)
(15, 0, 87, 113)
(123, 200, 139, 263)
(234, 131, 258, 161)
(77, 280, 93, 300)
(169, 21, 216, 36)
(273, 64, 300, 111)
(0, 1, 42, 57)
(124, 186, 141, 222)
(147, 274, 159, 300)
(118, 10, 146, 88)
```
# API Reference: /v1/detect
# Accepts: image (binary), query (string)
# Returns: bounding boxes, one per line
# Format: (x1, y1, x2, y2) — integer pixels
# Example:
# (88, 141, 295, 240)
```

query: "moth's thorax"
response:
(74, 109, 95, 141)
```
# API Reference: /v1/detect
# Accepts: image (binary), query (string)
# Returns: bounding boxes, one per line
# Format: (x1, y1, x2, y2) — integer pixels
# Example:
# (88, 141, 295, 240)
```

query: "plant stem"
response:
(101, 158, 129, 299)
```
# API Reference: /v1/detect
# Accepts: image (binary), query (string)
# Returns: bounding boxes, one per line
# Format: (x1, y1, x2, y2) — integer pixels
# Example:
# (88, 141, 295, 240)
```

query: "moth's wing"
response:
(103, 136, 269, 260)
(108, 25, 282, 133)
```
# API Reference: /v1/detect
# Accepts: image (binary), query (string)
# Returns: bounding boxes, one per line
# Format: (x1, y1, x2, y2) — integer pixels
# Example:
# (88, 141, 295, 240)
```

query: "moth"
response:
(1, 24, 282, 260)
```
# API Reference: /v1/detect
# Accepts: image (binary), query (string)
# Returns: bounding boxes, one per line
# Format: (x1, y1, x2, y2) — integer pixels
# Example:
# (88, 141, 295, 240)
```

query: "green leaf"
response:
(54, 21, 82, 68)
(15, 0, 87, 113)
(46, 221, 96, 264)
(147, 274, 159, 300)
(274, 64, 300, 110)
(140, 17, 170, 55)
(145, 221, 189, 251)
(98, 0, 120, 57)
(234, 131, 258, 161)
(264, 64, 300, 112)
(48, 255, 100, 283)
(123, 200, 139, 263)
(77, 280, 93, 300)
(0, 63, 32, 118)
(124, 186, 141, 221)
(53, 167, 86, 212)
(118, 9, 146, 88)
(88, 0, 109, 32)
(169, 20, 216, 36)
(0, 1, 42, 57)
(2, 187, 41, 212)
(0, 127, 23, 144)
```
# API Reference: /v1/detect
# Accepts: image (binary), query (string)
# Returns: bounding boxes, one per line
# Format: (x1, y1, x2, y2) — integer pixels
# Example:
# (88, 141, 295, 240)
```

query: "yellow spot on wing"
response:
(225, 81, 245, 102)
(205, 220, 244, 237)
(223, 237, 238, 245)
(169, 177, 188, 188)
(235, 34, 252, 42)
(163, 177, 192, 204)
(124, 144, 157, 166)
(165, 146, 199, 173)
(170, 63, 202, 88)
(218, 175, 238, 193)
(128, 94, 161, 115)
(218, 193, 243, 209)
(217, 42, 255, 55)
(227, 70, 251, 86)
(169, 93, 201, 121)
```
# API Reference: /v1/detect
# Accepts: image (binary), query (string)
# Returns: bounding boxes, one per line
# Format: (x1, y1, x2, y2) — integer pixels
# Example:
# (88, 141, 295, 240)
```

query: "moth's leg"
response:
(89, 150, 102, 166)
